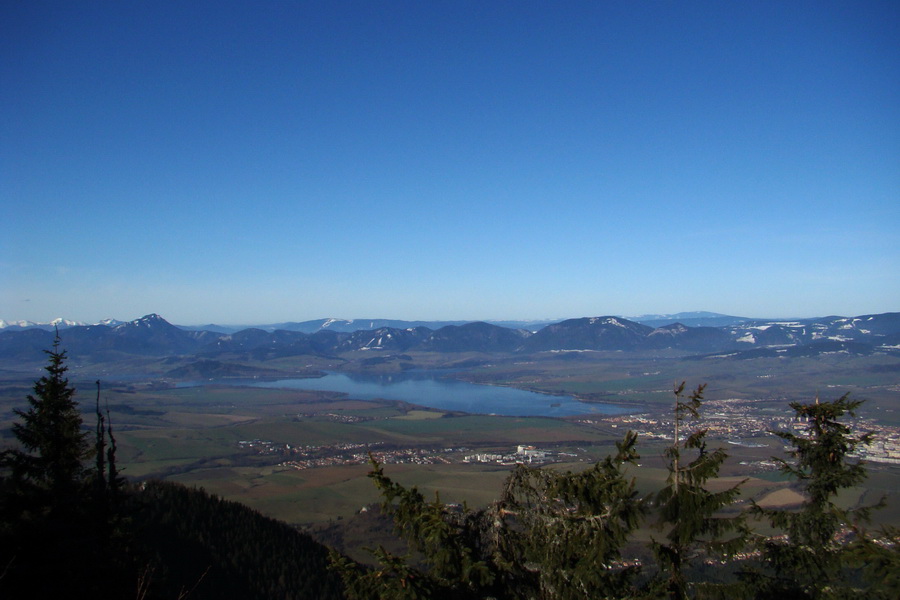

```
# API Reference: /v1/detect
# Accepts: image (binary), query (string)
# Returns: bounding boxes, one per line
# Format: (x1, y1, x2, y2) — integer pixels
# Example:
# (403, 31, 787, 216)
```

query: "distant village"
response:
(237, 396, 900, 471)
(590, 397, 900, 465)
(236, 438, 567, 471)
(461, 445, 561, 465)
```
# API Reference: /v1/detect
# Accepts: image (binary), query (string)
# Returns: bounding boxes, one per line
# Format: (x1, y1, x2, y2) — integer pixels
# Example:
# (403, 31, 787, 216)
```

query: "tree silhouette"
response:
(649, 382, 747, 599)
(0, 335, 136, 597)
(333, 433, 645, 600)
(3, 334, 91, 503)
(496, 431, 644, 599)
(748, 394, 881, 599)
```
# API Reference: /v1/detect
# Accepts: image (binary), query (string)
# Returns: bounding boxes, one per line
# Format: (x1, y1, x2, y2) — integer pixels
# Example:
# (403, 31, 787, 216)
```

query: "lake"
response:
(247, 371, 629, 418)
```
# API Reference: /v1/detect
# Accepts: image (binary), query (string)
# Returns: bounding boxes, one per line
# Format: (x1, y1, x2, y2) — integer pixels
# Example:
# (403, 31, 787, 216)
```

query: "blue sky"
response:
(2, 1, 898, 325)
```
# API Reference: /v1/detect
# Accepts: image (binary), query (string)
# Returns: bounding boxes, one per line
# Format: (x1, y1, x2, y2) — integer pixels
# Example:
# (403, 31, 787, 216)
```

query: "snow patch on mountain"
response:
(0, 320, 38, 329)
(1, 317, 119, 330)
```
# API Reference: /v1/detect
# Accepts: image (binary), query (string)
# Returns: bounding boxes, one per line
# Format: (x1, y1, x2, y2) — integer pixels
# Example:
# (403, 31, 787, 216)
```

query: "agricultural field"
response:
(1, 350, 899, 539)
(460, 352, 900, 406)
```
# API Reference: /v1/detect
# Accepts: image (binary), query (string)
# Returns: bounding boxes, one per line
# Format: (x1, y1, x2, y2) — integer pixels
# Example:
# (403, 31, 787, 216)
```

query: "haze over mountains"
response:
(0, 311, 759, 334)
(1, 312, 898, 364)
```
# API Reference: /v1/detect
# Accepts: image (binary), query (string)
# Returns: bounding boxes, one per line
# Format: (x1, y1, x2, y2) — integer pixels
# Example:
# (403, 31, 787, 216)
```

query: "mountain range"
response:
(1, 312, 898, 364)
(0, 311, 752, 334)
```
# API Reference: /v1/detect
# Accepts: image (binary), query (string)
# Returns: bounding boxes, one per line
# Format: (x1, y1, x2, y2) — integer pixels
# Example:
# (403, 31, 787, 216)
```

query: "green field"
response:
(162, 459, 519, 525)
(2, 350, 899, 534)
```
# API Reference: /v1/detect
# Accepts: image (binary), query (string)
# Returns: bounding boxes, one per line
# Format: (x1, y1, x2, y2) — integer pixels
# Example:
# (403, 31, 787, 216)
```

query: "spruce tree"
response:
(748, 394, 879, 599)
(846, 524, 900, 599)
(0, 336, 138, 598)
(333, 433, 646, 600)
(496, 431, 644, 599)
(2, 333, 91, 505)
(330, 455, 497, 599)
(649, 382, 747, 600)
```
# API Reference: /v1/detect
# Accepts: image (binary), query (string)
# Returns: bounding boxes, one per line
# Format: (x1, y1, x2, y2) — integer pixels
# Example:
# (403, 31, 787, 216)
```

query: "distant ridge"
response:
(1, 313, 749, 333)
(0, 317, 124, 331)
(627, 312, 752, 328)
(523, 317, 652, 352)
(178, 318, 559, 335)
(2, 312, 898, 363)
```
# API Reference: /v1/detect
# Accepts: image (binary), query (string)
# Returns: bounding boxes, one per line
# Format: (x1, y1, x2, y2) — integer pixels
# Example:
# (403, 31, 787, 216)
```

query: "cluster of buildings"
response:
(594, 397, 797, 443)
(238, 439, 462, 469)
(237, 439, 288, 454)
(278, 447, 454, 470)
(239, 396, 900, 472)
(462, 445, 551, 465)
(853, 435, 900, 464)
(238, 439, 384, 459)
(294, 412, 371, 423)
(591, 396, 900, 466)
(238, 437, 559, 470)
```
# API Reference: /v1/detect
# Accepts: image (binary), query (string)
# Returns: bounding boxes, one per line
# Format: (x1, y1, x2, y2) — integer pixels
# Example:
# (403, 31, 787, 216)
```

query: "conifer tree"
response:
(0, 336, 138, 598)
(330, 455, 498, 599)
(333, 432, 646, 600)
(95, 381, 108, 497)
(496, 430, 644, 600)
(650, 382, 747, 600)
(92, 380, 124, 503)
(1, 333, 91, 505)
(0, 334, 97, 596)
(846, 524, 900, 599)
(748, 394, 879, 599)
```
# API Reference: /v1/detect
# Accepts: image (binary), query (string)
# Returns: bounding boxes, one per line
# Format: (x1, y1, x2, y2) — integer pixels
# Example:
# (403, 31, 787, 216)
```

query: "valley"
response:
(2, 313, 899, 562)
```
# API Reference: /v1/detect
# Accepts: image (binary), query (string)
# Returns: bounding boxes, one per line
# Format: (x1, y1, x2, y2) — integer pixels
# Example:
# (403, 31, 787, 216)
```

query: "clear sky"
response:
(2, 1, 898, 325)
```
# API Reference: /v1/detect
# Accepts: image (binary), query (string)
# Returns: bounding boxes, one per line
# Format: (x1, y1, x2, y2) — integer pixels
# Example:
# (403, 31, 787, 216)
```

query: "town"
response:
(237, 396, 900, 471)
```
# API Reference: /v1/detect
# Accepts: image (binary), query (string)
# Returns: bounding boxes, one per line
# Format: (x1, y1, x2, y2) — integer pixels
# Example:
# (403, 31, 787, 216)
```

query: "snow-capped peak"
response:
(135, 314, 164, 324)
(0, 319, 38, 329)
(51, 318, 85, 327)
(114, 314, 168, 330)
(0, 318, 90, 330)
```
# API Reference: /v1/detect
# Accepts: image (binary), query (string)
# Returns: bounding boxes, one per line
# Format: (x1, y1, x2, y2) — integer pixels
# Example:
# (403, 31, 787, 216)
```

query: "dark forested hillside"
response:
(0, 478, 346, 600)
(0, 340, 345, 600)
(131, 481, 345, 600)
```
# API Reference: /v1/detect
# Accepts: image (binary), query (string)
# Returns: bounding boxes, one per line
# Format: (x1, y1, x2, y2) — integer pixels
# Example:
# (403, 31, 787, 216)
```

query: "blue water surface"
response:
(247, 371, 629, 418)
